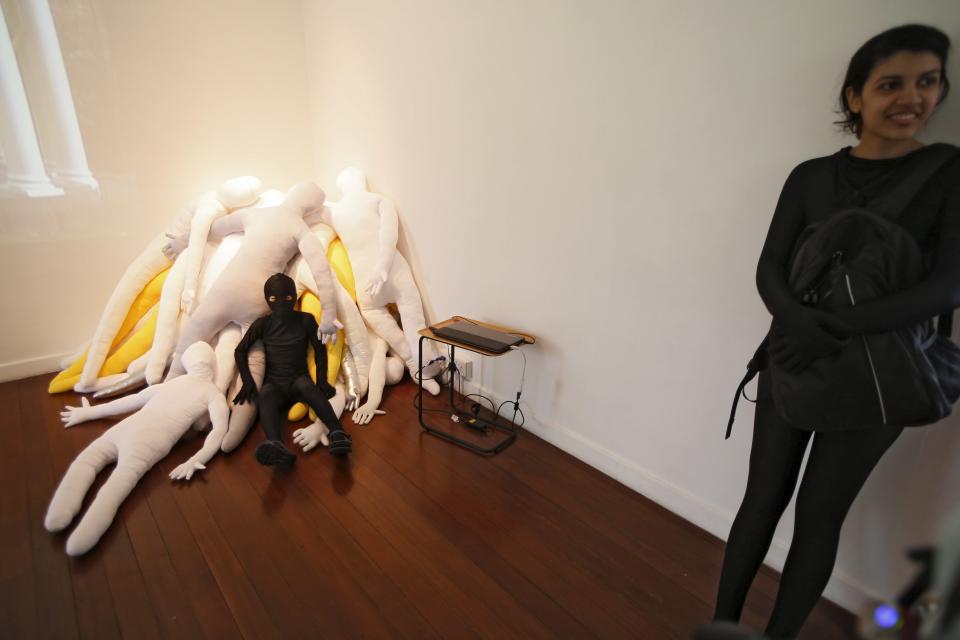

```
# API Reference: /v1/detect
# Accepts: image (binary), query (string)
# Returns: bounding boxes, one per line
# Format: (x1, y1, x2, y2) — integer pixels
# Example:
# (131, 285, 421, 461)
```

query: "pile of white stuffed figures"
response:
(43, 168, 446, 556)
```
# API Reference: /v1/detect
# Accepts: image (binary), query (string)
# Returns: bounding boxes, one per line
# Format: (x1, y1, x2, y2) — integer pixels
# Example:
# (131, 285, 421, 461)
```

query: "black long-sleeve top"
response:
(757, 144, 960, 334)
(234, 311, 334, 397)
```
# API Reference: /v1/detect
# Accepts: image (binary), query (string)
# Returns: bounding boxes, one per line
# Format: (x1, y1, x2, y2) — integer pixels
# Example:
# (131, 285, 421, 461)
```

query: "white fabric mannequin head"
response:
(285, 181, 326, 215)
(181, 341, 216, 381)
(336, 167, 368, 196)
(217, 176, 263, 209)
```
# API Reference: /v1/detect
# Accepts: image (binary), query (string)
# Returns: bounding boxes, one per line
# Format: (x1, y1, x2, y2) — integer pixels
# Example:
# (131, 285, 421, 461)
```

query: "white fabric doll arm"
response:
(161, 204, 196, 260)
(146, 251, 188, 384)
(61, 385, 160, 427)
(335, 284, 370, 394)
(169, 395, 228, 481)
(296, 231, 338, 333)
(340, 352, 361, 411)
(303, 204, 334, 229)
(352, 336, 388, 425)
(180, 193, 227, 314)
(363, 197, 399, 298)
(77, 233, 172, 390)
(209, 210, 247, 239)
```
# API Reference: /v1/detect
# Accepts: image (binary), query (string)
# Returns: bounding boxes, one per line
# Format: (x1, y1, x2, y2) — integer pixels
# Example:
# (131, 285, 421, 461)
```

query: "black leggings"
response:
(259, 376, 344, 442)
(714, 371, 902, 639)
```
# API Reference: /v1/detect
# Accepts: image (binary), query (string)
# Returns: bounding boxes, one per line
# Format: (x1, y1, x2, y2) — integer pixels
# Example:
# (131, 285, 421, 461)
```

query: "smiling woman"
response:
(715, 24, 960, 639)
(837, 26, 951, 157)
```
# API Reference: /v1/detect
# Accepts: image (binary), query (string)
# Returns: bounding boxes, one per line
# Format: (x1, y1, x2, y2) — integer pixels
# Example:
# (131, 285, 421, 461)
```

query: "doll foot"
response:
(256, 440, 296, 469)
(420, 378, 441, 396)
(421, 356, 447, 379)
(328, 430, 352, 456)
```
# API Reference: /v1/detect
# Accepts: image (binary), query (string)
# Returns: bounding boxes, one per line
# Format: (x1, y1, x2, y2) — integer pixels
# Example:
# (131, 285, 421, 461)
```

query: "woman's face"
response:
(845, 50, 944, 142)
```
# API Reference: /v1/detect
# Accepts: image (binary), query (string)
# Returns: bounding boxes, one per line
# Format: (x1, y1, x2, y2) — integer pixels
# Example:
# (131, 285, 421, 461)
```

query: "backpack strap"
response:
(726, 335, 769, 439)
(870, 145, 959, 338)
(869, 144, 960, 219)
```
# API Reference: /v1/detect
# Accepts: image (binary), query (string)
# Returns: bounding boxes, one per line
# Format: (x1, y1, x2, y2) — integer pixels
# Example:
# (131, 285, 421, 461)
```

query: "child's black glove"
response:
(233, 382, 258, 405)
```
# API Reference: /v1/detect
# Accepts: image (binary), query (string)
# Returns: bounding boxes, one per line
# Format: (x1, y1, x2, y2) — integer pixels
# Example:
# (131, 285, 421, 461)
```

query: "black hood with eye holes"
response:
(264, 273, 297, 316)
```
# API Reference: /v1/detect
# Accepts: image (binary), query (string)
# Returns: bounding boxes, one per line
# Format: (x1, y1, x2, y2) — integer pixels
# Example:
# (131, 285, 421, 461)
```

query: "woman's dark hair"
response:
(836, 24, 951, 137)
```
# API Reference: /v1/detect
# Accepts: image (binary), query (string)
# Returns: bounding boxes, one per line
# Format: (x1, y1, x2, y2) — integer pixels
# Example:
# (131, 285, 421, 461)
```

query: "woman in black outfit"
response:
(714, 25, 960, 638)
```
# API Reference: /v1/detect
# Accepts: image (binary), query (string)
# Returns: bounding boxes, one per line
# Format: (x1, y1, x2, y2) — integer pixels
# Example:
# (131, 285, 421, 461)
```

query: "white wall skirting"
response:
(0, 351, 69, 383)
(458, 378, 875, 614)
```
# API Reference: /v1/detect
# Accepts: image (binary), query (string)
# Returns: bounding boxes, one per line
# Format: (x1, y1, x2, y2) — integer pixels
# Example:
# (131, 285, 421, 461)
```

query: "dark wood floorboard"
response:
(0, 374, 856, 639)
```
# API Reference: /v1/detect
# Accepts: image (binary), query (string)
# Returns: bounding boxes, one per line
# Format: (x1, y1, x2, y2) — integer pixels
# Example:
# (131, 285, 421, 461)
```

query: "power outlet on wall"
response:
(456, 359, 473, 381)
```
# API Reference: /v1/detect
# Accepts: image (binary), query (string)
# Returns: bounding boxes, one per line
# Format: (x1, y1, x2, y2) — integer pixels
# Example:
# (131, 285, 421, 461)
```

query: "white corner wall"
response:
(301, 0, 960, 611)
(0, 0, 314, 376)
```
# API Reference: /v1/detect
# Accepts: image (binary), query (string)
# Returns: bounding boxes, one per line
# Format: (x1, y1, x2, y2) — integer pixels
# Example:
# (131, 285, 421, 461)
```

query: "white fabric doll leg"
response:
(292, 383, 347, 452)
(361, 303, 440, 395)
(45, 436, 119, 532)
(360, 305, 410, 364)
(213, 324, 241, 394)
(189, 325, 241, 432)
(64, 456, 146, 556)
(221, 342, 265, 452)
(392, 267, 443, 377)
(65, 428, 179, 557)
(351, 335, 387, 425)
(335, 283, 371, 395)
(385, 356, 404, 385)
(166, 295, 236, 379)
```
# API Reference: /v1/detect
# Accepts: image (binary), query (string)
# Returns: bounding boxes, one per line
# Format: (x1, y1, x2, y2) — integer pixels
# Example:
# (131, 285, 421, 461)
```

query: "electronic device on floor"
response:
(431, 320, 523, 353)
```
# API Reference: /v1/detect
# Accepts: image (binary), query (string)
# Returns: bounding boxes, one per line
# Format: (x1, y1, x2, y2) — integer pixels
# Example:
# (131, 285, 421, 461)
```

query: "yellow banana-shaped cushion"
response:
(287, 292, 344, 421)
(287, 239, 356, 421)
(49, 269, 169, 393)
(328, 238, 357, 302)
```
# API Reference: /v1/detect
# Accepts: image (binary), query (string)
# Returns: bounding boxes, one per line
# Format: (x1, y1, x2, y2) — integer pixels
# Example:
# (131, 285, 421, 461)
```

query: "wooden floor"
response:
(0, 374, 856, 639)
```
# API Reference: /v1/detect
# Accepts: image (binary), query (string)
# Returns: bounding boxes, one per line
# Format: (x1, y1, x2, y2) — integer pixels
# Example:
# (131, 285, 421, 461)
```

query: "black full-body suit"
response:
(234, 274, 348, 463)
(715, 145, 960, 638)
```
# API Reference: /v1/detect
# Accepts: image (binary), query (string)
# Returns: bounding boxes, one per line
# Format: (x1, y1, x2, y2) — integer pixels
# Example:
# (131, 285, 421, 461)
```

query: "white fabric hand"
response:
(169, 458, 206, 481)
(317, 319, 344, 345)
(61, 397, 93, 428)
(344, 392, 359, 412)
(352, 404, 385, 426)
(162, 231, 188, 260)
(364, 271, 388, 298)
(293, 421, 329, 452)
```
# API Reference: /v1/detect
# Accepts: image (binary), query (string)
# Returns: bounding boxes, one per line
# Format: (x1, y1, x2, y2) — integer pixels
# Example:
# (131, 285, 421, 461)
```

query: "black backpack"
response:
(727, 145, 960, 437)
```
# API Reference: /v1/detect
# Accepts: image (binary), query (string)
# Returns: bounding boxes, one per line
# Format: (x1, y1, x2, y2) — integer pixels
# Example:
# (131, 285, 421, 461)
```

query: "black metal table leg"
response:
(417, 335, 518, 456)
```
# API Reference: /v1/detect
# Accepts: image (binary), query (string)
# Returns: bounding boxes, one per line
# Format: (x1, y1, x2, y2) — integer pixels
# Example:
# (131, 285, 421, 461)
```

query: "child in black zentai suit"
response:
(234, 273, 352, 467)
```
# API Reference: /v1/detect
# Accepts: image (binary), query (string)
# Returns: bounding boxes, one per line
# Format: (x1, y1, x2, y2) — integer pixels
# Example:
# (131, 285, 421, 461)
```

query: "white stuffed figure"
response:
(165, 181, 340, 379)
(65, 177, 264, 396)
(323, 168, 442, 395)
(351, 328, 404, 425)
(45, 341, 228, 556)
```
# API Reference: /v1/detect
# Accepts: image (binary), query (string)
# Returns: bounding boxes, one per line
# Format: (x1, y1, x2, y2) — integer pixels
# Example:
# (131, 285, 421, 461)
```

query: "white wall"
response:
(1, 0, 957, 615)
(301, 0, 960, 610)
(0, 0, 314, 377)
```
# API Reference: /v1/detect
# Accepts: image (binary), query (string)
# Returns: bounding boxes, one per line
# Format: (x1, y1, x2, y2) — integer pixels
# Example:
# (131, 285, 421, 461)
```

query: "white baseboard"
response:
(459, 378, 874, 614)
(0, 351, 70, 383)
